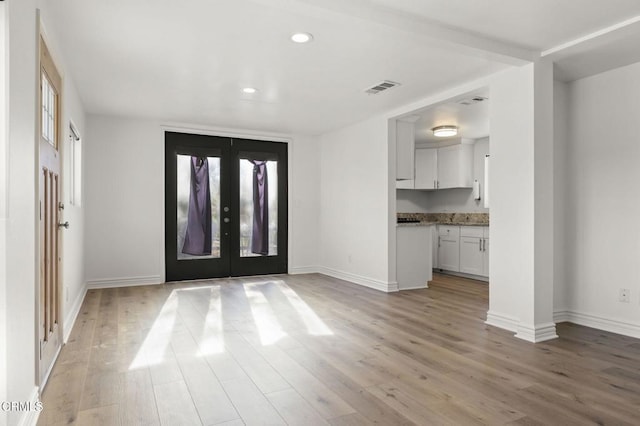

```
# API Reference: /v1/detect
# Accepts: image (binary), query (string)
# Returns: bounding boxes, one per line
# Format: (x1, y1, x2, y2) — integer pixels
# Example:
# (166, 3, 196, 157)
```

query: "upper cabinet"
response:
(436, 144, 473, 189)
(414, 148, 437, 189)
(399, 141, 474, 190)
(395, 117, 419, 181)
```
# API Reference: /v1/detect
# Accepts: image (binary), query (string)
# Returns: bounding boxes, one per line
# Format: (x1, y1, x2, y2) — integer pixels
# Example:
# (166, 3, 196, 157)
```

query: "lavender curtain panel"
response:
(182, 156, 212, 256)
(250, 160, 269, 255)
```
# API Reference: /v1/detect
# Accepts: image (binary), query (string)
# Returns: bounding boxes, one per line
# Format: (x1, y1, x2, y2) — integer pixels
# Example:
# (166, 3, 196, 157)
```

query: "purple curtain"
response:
(250, 160, 269, 255)
(182, 156, 212, 256)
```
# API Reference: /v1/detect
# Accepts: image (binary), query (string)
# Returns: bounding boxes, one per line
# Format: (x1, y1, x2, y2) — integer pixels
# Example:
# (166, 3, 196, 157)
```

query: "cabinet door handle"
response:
(433, 180, 436, 189)
(479, 239, 482, 251)
(438, 236, 441, 248)
(482, 238, 486, 252)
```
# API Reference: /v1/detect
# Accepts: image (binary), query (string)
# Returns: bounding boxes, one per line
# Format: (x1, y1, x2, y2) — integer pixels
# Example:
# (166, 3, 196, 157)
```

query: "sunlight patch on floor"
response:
(129, 291, 178, 370)
(274, 280, 333, 336)
(198, 285, 225, 355)
(243, 282, 288, 345)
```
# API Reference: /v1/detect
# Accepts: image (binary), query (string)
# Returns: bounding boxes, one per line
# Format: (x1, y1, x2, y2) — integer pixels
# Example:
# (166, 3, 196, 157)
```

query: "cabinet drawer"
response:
(438, 225, 460, 237)
(460, 226, 483, 238)
(483, 226, 490, 238)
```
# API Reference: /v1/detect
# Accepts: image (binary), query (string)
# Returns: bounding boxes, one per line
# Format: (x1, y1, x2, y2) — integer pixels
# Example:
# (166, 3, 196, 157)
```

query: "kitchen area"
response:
(395, 90, 490, 290)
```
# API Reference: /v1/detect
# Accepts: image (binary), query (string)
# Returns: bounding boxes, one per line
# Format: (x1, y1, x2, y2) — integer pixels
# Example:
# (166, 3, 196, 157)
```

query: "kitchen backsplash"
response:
(397, 212, 489, 225)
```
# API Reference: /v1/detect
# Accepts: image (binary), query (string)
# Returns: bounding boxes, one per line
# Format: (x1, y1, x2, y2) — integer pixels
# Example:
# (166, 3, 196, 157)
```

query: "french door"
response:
(165, 132, 288, 281)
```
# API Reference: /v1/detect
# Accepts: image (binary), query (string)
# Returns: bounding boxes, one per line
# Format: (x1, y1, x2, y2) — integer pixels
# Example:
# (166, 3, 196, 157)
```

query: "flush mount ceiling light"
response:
(291, 32, 313, 43)
(432, 125, 458, 138)
(242, 87, 257, 94)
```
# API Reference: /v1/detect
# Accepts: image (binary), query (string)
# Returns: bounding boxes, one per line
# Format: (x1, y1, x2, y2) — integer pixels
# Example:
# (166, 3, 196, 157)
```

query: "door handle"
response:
(58, 221, 69, 229)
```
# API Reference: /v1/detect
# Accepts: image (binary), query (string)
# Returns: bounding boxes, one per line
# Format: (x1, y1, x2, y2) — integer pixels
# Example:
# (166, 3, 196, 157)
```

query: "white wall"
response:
(318, 116, 392, 291)
(553, 80, 568, 314)
(288, 134, 320, 273)
(85, 117, 164, 286)
(396, 137, 490, 214)
(563, 61, 640, 336)
(84, 116, 320, 286)
(5, 1, 39, 423)
(0, 3, 8, 423)
(39, 2, 88, 342)
(3, 3, 87, 424)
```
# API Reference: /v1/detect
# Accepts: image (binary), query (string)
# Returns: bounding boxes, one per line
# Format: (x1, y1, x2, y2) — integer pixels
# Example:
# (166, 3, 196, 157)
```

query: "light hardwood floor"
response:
(38, 273, 640, 425)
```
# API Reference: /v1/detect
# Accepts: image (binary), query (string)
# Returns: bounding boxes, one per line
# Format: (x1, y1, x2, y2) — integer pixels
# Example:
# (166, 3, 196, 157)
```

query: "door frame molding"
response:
(160, 123, 293, 282)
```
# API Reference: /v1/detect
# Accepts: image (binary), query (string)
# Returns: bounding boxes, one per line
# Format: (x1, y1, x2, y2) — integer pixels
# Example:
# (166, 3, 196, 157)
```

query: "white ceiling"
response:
(49, 0, 640, 136)
(413, 88, 490, 144)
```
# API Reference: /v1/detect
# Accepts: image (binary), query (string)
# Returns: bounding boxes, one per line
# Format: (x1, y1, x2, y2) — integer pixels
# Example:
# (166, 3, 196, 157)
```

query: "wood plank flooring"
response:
(38, 273, 640, 425)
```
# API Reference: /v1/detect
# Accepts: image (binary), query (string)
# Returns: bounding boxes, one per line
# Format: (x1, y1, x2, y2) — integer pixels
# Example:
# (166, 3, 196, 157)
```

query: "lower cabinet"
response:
(459, 226, 484, 275)
(437, 225, 460, 272)
(397, 225, 433, 290)
(437, 225, 489, 278)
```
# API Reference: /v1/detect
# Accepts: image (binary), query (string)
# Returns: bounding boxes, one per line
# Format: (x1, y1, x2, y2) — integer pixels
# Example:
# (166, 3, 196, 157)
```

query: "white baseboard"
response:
(515, 322, 558, 343)
(16, 386, 41, 426)
(434, 269, 489, 282)
(555, 310, 640, 339)
(553, 309, 571, 323)
(397, 283, 427, 291)
(64, 286, 87, 343)
(317, 267, 397, 293)
(288, 266, 319, 275)
(485, 311, 519, 332)
(87, 275, 162, 289)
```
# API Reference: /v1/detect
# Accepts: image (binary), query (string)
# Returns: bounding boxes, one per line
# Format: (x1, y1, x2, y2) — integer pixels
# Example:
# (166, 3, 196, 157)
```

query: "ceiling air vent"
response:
(364, 80, 401, 95)
(457, 96, 488, 106)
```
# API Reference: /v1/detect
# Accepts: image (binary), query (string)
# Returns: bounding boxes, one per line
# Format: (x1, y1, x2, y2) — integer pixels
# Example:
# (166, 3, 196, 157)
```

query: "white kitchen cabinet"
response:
(437, 225, 489, 278)
(482, 227, 489, 277)
(458, 226, 489, 277)
(459, 227, 484, 275)
(432, 226, 439, 268)
(437, 225, 460, 272)
(414, 148, 437, 189)
(437, 144, 474, 189)
(395, 118, 418, 181)
(397, 225, 433, 290)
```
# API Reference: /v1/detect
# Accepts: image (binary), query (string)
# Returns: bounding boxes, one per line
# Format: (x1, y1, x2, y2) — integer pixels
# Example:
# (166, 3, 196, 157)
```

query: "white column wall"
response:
(486, 65, 536, 331)
(553, 80, 569, 315)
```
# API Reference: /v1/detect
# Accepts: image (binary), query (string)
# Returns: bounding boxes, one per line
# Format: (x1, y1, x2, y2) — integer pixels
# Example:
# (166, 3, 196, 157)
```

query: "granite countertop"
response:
(397, 221, 488, 227)
(396, 221, 437, 227)
(396, 212, 490, 227)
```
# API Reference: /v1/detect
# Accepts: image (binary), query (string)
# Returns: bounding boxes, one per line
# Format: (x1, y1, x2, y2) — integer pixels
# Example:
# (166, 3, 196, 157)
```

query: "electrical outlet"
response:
(619, 288, 630, 303)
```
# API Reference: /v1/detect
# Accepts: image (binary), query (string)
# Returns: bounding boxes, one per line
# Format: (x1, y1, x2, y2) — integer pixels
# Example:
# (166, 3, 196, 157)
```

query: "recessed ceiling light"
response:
(432, 125, 458, 138)
(291, 32, 313, 43)
(242, 87, 257, 94)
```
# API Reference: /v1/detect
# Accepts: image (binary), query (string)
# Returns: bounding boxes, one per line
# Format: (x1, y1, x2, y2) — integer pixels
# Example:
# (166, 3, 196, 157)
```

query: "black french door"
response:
(165, 132, 288, 281)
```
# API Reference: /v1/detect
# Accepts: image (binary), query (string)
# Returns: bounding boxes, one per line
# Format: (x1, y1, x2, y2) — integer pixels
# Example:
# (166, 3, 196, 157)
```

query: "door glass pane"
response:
(239, 158, 278, 257)
(177, 155, 220, 260)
